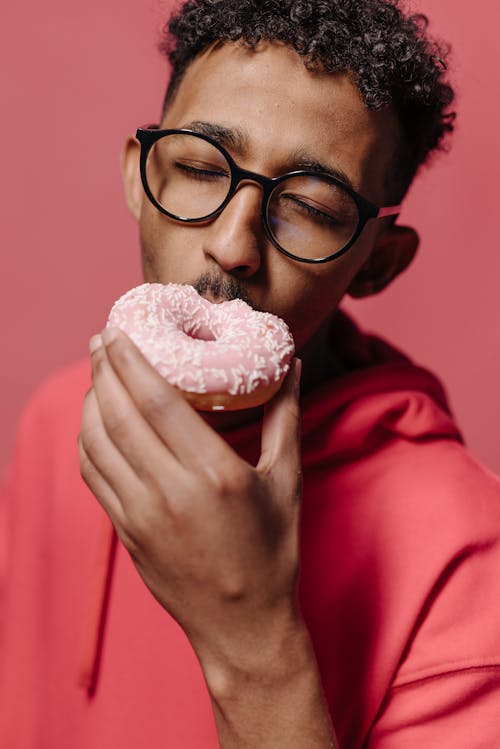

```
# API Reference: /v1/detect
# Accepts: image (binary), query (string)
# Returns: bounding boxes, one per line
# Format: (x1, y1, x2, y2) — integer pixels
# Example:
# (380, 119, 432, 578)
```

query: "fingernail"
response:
(101, 326, 119, 346)
(89, 334, 103, 355)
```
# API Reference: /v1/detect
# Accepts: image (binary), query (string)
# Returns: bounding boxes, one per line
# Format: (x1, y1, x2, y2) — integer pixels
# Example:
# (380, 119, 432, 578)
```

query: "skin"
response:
(123, 42, 418, 397)
(79, 41, 419, 747)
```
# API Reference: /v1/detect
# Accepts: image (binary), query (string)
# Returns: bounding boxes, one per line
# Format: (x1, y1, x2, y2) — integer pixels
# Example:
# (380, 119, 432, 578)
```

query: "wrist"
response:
(195, 611, 337, 748)
(197, 607, 314, 700)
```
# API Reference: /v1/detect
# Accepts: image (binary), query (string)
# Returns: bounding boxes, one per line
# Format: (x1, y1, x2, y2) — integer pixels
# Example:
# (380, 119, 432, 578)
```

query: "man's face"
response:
(124, 42, 402, 356)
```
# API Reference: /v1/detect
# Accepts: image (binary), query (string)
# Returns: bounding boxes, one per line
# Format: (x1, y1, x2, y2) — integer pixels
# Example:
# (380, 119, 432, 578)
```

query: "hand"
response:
(79, 329, 339, 748)
(78, 327, 304, 679)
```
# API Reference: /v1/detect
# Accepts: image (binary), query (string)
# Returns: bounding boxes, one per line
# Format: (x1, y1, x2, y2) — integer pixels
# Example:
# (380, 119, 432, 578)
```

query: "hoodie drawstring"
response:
(77, 513, 117, 696)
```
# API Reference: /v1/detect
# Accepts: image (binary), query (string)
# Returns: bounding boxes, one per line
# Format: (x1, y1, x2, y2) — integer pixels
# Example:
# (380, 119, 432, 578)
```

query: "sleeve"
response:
(365, 486, 500, 749)
(0, 394, 47, 641)
(0, 388, 55, 743)
(367, 666, 500, 747)
(0, 360, 93, 741)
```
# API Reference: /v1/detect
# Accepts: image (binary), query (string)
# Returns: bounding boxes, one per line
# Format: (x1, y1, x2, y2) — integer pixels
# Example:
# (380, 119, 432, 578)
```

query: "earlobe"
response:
(347, 225, 419, 299)
(120, 136, 143, 222)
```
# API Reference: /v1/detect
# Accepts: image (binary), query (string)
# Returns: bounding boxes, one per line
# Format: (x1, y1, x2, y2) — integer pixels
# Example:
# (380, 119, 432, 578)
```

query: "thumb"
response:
(258, 358, 302, 489)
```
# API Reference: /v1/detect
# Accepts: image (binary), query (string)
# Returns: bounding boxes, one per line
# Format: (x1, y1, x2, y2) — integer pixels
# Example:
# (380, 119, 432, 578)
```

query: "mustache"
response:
(192, 272, 261, 311)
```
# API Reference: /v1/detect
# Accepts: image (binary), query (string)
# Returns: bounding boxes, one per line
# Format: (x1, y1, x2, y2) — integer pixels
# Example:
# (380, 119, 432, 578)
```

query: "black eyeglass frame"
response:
(136, 126, 402, 265)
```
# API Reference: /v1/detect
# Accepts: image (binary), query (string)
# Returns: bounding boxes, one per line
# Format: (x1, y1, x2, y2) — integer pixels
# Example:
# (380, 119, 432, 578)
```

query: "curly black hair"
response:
(159, 0, 456, 199)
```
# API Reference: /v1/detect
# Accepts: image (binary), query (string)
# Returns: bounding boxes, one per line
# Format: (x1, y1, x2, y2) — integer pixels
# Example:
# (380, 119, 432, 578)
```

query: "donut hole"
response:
(184, 323, 216, 342)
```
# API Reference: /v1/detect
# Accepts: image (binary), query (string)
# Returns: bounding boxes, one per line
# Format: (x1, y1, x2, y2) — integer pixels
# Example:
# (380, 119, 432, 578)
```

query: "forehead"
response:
(162, 42, 400, 202)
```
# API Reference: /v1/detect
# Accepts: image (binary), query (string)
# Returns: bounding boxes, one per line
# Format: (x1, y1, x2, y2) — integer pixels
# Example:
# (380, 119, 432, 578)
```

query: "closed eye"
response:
(174, 161, 230, 181)
(280, 193, 341, 226)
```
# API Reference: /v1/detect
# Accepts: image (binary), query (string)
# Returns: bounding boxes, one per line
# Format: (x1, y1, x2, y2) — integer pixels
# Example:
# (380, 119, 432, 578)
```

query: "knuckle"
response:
(219, 571, 248, 602)
(81, 389, 95, 422)
(77, 438, 98, 489)
(119, 508, 156, 557)
(105, 413, 129, 442)
(77, 433, 88, 461)
(207, 462, 255, 499)
(82, 385, 130, 446)
(119, 524, 144, 557)
(139, 387, 169, 421)
(106, 341, 140, 378)
(80, 390, 99, 436)
(78, 424, 101, 461)
(79, 464, 93, 490)
(77, 439, 90, 476)
(92, 351, 109, 378)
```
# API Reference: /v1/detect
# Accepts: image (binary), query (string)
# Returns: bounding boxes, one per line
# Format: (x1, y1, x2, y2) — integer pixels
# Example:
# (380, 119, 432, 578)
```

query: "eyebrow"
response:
(182, 120, 248, 153)
(181, 120, 357, 191)
(289, 153, 356, 192)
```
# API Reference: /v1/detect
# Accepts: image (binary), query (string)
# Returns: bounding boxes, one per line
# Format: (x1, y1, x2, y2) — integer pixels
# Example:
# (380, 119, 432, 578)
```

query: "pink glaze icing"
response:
(107, 283, 295, 396)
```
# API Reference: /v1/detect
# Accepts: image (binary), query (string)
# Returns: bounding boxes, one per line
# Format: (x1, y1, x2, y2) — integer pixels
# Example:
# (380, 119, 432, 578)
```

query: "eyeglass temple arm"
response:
(377, 204, 402, 218)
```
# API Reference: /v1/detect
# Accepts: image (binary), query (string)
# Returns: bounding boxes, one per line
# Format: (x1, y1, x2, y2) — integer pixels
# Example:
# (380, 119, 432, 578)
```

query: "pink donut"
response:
(107, 283, 295, 411)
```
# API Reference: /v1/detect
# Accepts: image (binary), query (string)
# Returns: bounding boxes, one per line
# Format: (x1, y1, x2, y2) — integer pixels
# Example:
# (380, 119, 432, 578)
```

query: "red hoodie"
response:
(1, 310, 500, 748)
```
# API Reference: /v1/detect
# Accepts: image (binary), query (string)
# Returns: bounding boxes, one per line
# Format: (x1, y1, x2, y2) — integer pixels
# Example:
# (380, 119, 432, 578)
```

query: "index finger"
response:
(99, 326, 238, 471)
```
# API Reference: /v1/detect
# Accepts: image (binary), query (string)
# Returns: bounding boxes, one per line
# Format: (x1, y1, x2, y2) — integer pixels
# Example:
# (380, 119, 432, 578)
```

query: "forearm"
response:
(198, 617, 339, 749)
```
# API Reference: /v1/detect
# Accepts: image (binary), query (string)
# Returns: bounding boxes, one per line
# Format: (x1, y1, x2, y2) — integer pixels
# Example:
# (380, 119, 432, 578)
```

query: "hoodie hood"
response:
(301, 309, 462, 468)
(229, 308, 462, 467)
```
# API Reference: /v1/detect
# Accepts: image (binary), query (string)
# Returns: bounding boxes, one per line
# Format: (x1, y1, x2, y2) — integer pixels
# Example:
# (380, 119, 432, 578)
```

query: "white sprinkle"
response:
(106, 283, 295, 396)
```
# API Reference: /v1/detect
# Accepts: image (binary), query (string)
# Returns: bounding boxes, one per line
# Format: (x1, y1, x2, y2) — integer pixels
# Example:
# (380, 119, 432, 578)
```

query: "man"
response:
(1, 1, 500, 747)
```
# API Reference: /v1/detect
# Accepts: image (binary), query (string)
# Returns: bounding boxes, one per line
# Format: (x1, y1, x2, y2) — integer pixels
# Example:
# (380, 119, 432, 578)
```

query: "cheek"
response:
(139, 204, 164, 280)
(139, 206, 206, 283)
(270, 266, 344, 342)
(276, 241, 372, 343)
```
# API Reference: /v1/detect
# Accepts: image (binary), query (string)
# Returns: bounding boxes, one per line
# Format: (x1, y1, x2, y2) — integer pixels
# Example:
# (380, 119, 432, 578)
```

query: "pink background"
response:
(1, 0, 499, 475)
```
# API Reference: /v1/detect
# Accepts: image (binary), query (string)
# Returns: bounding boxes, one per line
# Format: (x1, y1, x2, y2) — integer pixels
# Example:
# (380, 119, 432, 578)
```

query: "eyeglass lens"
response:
(145, 133, 360, 260)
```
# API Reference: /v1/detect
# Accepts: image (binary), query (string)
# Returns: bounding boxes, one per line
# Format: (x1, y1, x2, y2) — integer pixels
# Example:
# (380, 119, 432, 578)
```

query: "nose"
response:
(202, 182, 265, 278)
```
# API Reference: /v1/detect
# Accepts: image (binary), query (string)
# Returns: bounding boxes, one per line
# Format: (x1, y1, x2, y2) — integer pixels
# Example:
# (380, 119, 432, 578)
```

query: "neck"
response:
(298, 315, 346, 393)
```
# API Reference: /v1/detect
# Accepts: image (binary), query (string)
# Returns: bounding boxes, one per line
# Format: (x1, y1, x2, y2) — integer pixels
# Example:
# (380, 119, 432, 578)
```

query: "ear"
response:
(347, 225, 419, 299)
(120, 135, 143, 222)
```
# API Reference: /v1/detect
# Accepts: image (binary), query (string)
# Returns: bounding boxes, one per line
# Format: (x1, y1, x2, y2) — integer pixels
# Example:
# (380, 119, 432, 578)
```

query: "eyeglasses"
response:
(136, 127, 402, 264)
